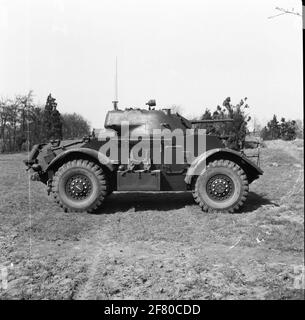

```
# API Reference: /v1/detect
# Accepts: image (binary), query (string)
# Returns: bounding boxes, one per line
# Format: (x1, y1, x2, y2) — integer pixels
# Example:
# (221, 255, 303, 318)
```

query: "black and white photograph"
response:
(0, 0, 304, 303)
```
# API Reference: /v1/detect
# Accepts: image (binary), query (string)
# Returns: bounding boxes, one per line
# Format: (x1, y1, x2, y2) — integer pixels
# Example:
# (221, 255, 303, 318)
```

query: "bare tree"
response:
(0, 91, 91, 153)
(268, 7, 302, 19)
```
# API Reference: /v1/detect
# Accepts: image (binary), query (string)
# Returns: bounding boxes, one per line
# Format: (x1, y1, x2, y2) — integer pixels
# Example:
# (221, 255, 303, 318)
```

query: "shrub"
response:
(260, 115, 298, 141)
(195, 97, 251, 151)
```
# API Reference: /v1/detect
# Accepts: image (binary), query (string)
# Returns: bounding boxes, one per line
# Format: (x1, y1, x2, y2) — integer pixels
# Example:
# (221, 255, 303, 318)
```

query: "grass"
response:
(0, 139, 304, 299)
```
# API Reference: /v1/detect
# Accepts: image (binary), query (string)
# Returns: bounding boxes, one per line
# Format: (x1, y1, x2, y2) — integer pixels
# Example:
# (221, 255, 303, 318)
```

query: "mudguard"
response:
(185, 148, 263, 185)
(46, 147, 116, 172)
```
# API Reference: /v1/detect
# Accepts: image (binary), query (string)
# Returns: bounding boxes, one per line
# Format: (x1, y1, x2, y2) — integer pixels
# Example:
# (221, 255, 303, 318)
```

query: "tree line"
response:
(1, 92, 302, 153)
(193, 98, 302, 150)
(0, 92, 90, 153)
(260, 115, 302, 141)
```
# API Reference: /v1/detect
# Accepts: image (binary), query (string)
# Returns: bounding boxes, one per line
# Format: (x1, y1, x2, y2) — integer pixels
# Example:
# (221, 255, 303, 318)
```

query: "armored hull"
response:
(25, 105, 263, 213)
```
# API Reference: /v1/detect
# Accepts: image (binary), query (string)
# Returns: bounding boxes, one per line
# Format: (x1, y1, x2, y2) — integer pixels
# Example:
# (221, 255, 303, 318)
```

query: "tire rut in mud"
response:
(77, 248, 109, 299)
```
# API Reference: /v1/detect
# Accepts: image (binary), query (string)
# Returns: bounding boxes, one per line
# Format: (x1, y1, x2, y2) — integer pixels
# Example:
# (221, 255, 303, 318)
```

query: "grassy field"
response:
(0, 139, 304, 300)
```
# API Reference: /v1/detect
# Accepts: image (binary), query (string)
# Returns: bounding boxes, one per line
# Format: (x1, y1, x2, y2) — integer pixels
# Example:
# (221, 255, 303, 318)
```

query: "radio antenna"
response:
(112, 57, 119, 110)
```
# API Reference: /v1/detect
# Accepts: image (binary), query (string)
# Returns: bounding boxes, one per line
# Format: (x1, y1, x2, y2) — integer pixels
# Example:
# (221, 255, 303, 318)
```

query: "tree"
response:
(0, 98, 10, 152)
(267, 115, 280, 140)
(252, 117, 262, 136)
(0, 92, 35, 152)
(268, 7, 302, 19)
(50, 106, 63, 140)
(260, 115, 280, 140)
(279, 118, 297, 141)
(261, 115, 298, 141)
(61, 113, 90, 139)
(42, 94, 62, 141)
(196, 97, 251, 150)
(43, 94, 53, 141)
(295, 119, 303, 139)
(0, 92, 91, 153)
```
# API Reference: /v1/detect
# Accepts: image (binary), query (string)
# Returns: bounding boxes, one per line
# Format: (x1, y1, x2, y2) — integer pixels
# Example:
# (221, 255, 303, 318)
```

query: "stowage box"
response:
(117, 170, 161, 191)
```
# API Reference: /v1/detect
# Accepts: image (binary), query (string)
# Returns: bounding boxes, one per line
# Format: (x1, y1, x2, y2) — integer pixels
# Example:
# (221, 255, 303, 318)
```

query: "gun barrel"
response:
(191, 119, 234, 124)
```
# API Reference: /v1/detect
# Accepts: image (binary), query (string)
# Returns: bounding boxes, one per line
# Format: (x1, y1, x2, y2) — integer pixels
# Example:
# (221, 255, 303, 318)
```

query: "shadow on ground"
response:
(241, 192, 279, 213)
(96, 192, 194, 214)
(95, 191, 276, 214)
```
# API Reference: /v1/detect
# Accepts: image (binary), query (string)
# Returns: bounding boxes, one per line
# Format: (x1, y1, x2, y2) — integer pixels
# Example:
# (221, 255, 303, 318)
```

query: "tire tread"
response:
(193, 160, 249, 214)
(51, 160, 108, 213)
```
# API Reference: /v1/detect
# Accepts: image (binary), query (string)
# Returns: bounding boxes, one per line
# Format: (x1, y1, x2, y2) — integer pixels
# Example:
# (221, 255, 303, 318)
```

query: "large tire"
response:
(193, 160, 249, 213)
(52, 159, 108, 213)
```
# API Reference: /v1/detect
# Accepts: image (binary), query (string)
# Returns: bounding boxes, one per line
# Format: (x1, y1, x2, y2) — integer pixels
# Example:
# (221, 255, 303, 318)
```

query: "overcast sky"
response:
(0, 0, 303, 129)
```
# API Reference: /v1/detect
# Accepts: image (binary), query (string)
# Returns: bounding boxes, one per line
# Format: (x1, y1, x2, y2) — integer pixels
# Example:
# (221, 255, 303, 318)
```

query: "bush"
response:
(62, 113, 90, 139)
(195, 97, 251, 151)
(260, 115, 298, 141)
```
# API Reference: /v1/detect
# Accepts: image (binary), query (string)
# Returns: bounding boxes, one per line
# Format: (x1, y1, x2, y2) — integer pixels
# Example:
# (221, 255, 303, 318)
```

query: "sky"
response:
(0, 0, 303, 129)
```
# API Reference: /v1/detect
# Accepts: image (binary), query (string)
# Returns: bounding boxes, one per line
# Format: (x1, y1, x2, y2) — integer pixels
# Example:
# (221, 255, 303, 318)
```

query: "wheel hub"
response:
(207, 174, 234, 201)
(65, 174, 92, 200)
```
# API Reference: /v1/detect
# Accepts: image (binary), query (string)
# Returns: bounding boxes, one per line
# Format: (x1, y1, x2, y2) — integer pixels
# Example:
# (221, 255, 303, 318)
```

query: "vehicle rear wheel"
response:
(52, 159, 108, 213)
(193, 160, 249, 213)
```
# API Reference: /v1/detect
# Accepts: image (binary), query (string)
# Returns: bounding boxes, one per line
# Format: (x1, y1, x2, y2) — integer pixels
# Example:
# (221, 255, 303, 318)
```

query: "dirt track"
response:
(0, 140, 304, 299)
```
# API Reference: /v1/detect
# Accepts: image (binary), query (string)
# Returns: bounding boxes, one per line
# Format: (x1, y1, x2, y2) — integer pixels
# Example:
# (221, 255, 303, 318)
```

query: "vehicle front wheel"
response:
(52, 159, 108, 213)
(193, 160, 249, 213)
